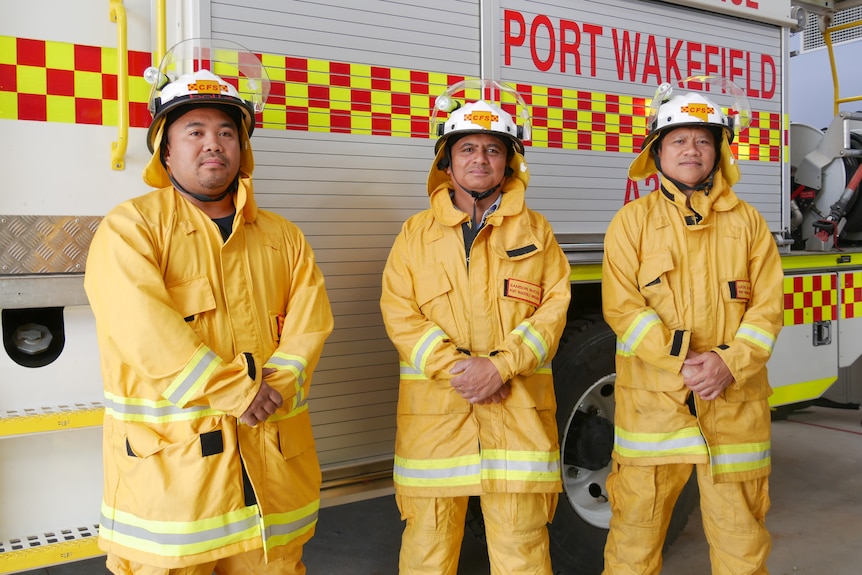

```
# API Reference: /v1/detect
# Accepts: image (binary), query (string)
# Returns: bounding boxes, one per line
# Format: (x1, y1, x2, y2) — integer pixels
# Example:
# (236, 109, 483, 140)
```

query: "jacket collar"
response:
(659, 169, 739, 221)
(428, 175, 527, 228)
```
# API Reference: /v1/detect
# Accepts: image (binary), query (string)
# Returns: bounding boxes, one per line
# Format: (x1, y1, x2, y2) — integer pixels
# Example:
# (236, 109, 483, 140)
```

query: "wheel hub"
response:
(563, 409, 614, 470)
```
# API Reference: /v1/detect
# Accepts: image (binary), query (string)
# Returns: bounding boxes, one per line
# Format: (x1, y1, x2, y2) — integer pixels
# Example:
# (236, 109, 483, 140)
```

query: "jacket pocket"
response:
(415, 264, 453, 308)
(166, 275, 216, 320)
(414, 265, 460, 337)
(114, 419, 243, 518)
(638, 249, 680, 327)
(277, 411, 316, 460)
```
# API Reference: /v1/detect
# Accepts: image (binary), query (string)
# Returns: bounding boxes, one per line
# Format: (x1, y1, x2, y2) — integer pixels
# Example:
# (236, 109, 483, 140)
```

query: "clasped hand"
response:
(450, 357, 509, 404)
(681, 351, 734, 401)
(240, 367, 282, 426)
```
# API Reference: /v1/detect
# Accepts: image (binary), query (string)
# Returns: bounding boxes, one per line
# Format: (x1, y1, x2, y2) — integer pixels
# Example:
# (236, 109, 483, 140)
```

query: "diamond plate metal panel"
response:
(0, 216, 102, 275)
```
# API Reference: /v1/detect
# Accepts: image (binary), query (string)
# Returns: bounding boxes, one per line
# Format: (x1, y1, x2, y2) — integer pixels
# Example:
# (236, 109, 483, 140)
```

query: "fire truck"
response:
(1, 0, 860, 573)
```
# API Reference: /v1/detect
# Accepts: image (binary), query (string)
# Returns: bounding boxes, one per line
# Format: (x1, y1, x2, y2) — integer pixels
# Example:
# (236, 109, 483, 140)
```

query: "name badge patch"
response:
(504, 278, 543, 307)
(728, 279, 751, 301)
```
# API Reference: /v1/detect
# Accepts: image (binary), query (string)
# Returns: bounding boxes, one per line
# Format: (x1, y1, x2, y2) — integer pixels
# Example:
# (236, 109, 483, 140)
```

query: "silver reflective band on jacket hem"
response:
(709, 441, 771, 475)
(104, 392, 222, 423)
(394, 450, 561, 487)
(100, 500, 321, 556)
(613, 425, 709, 458)
(99, 503, 261, 557)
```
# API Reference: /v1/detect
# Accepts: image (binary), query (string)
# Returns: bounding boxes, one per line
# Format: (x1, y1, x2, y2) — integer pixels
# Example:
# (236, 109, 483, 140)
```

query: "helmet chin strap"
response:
(663, 172, 715, 195)
(452, 173, 504, 230)
(654, 157, 717, 196)
(168, 172, 238, 203)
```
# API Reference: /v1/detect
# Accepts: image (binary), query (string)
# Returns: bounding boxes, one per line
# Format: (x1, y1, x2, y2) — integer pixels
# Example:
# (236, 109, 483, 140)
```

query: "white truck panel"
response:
(0, 0, 153, 51)
(2, 122, 149, 216)
(0, 428, 103, 541)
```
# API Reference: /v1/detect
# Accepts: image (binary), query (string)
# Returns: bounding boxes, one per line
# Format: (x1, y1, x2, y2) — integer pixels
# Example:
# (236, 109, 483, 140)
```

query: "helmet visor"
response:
(146, 38, 270, 117)
(647, 75, 751, 141)
(430, 79, 532, 145)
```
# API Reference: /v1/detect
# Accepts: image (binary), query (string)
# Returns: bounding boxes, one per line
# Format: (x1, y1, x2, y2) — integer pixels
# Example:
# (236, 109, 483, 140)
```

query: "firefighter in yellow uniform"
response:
(380, 80, 571, 575)
(85, 39, 333, 574)
(601, 78, 783, 575)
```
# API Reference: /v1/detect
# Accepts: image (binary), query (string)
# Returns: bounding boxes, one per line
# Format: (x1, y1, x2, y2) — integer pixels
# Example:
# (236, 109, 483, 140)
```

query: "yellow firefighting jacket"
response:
(602, 169, 783, 483)
(85, 163, 333, 566)
(380, 150, 571, 497)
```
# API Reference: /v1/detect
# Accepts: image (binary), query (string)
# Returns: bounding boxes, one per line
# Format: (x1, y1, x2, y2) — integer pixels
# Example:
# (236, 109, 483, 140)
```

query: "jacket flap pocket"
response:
(415, 265, 453, 308)
(638, 250, 674, 289)
(124, 423, 169, 458)
(277, 411, 315, 460)
(166, 275, 216, 319)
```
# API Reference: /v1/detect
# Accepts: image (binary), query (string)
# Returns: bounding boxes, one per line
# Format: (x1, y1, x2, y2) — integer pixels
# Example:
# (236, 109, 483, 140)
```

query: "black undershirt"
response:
(212, 212, 235, 242)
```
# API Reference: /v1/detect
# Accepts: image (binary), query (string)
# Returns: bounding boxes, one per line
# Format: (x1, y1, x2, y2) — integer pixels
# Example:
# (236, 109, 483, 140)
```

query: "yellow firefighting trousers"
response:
(107, 545, 304, 575)
(397, 492, 557, 575)
(602, 461, 771, 575)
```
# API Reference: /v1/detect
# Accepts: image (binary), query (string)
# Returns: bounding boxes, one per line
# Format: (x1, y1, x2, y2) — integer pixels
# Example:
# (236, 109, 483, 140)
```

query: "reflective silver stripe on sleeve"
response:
(735, 323, 776, 353)
(163, 347, 222, 407)
(512, 321, 549, 364)
(410, 327, 446, 374)
(620, 310, 661, 353)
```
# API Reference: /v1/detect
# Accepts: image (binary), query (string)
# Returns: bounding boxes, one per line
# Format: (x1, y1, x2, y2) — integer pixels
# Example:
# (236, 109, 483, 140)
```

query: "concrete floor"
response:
(23, 405, 861, 575)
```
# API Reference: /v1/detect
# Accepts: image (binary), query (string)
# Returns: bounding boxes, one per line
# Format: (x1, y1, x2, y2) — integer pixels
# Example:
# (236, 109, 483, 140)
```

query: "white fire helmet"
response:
(144, 38, 270, 153)
(430, 79, 531, 155)
(630, 76, 751, 184)
(643, 75, 751, 150)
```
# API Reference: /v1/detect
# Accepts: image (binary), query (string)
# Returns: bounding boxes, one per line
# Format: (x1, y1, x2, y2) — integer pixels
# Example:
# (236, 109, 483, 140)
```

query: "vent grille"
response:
(803, 7, 862, 51)
(0, 525, 98, 553)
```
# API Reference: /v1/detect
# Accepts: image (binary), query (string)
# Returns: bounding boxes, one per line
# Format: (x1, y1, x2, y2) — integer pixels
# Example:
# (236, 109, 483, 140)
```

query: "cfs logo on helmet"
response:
(679, 103, 714, 122)
(186, 80, 230, 95)
(464, 111, 499, 130)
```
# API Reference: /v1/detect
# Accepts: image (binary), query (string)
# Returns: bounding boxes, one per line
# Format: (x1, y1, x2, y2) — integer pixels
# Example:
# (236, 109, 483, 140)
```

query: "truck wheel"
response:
(548, 314, 698, 575)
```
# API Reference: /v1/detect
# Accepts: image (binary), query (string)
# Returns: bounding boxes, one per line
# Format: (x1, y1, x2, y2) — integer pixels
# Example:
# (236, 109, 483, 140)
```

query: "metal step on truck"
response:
(1, 0, 861, 573)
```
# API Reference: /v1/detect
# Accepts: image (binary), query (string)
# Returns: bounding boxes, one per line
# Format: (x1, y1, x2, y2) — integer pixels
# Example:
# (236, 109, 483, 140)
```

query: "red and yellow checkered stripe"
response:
(0, 36, 153, 127)
(841, 271, 862, 319)
(783, 274, 837, 326)
(0, 36, 783, 160)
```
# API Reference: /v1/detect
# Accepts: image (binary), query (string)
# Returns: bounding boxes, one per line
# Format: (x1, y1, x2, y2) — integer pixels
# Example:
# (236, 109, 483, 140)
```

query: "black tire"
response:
(548, 314, 698, 575)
